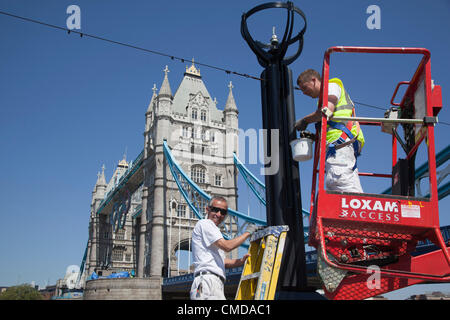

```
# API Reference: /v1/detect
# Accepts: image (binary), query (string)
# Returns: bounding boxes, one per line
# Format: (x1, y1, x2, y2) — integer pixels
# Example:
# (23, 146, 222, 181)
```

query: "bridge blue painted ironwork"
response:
(233, 152, 311, 218)
(382, 144, 449, 199)
(163, 140, 266, 244)
(96, 150, 144, 216)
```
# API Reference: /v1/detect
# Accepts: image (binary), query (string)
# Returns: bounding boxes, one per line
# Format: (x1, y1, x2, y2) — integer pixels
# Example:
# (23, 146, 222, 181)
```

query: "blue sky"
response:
(0, 0, 449, 299)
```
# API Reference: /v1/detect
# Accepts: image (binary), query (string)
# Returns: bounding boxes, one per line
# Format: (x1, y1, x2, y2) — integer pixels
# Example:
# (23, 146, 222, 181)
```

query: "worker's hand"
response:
(244, 223, 261, 236)
(234, 253, 250, 268)
(241, 253, 250, 263)
(294, 118, 308, 131)
(321, 107, 333, 120)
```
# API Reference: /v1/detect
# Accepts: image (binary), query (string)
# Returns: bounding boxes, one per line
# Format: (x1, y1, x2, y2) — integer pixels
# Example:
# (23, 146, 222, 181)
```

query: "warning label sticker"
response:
(401, 204, 421, 218)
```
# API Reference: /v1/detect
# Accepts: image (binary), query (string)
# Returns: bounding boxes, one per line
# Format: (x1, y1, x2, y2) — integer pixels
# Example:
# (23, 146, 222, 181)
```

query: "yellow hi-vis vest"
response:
(326, 78, 365, 149)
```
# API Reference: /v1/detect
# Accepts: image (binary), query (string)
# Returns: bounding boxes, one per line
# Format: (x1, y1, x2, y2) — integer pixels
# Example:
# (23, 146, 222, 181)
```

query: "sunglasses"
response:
(209, 206, 228, 216)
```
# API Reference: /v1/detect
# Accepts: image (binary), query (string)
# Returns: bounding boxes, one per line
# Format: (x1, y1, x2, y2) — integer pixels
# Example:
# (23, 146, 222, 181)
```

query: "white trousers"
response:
(325, 143, 363, 193)
(190, 274, 226, 300)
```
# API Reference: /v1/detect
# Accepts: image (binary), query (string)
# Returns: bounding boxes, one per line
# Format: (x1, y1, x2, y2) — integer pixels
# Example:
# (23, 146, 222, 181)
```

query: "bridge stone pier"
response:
(84, 278, 162, 300)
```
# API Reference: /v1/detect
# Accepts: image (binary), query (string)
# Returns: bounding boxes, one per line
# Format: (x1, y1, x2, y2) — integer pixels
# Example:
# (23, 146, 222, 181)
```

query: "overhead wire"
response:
(353, 100, 386, 111)
(1, 10, 449, 126)
(0, 9, 263, 81)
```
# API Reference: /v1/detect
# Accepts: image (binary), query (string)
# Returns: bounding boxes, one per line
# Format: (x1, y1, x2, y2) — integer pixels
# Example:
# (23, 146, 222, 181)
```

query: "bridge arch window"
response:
(177, 204, 186, 217)
(215, 174, 222, 186)
(197, 201, 206, 217)
(191, 108, 198, 120)
(191, 165, 206, 184)
(200, 110, 207, 122)
(115, 229, 125, 240)
(182, 126, 189, 138)
(112, 247, 124, 261)
(201, 130, 206, 141)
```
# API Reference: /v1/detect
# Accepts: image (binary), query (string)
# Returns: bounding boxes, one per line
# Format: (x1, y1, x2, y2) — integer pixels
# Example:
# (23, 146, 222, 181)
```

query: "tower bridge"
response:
(80, 61, 450, 300)
(83, 61, 245, 299)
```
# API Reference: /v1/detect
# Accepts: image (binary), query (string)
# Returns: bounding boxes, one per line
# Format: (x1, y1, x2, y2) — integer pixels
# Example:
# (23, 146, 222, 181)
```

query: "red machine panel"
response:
(307, 46, 449, 300)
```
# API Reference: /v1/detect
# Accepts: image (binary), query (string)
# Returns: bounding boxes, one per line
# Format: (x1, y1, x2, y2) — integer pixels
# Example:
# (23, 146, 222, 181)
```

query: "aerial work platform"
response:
(308, 46, 449, 300)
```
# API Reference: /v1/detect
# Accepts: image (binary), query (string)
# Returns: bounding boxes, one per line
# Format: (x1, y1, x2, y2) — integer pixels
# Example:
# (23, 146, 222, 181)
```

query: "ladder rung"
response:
(241, 272, 260, 281)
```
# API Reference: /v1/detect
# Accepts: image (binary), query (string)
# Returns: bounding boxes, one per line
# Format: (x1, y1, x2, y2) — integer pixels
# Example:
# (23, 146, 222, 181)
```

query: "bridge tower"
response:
(140, 62, 240, 290)
(85, 166, 107, 276)
(86, 159, 140, 279)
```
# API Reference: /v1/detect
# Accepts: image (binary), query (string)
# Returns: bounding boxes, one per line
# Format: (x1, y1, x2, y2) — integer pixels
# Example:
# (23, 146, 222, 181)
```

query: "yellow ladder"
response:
(235, 225, 289, 300)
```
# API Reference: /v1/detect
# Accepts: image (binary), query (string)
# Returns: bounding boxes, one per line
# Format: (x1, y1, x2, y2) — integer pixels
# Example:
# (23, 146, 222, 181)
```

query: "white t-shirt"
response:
(328, 82, 342, 102)
(191, 218, 226, 279)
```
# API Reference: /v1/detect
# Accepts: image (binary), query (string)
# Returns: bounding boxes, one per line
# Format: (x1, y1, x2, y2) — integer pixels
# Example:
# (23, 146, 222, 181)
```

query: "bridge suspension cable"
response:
(163, 141, 266, 248)
(233, 152, 311, 218)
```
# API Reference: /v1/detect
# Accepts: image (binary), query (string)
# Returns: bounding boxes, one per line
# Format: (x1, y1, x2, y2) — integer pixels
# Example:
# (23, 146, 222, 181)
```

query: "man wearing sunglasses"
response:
(190, 196, 260, 300)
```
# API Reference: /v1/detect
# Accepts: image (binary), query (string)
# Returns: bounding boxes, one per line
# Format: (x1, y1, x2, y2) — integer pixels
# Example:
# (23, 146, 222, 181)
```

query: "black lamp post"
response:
(241, 1, 309, 294)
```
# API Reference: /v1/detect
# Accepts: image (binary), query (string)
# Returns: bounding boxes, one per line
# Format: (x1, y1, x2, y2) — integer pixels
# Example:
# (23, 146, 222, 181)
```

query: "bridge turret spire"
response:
(147, 84, 157, 114)
(158, 65, 173, 99)
(224, 81, 238, 113)
(96, 164, 107, 187)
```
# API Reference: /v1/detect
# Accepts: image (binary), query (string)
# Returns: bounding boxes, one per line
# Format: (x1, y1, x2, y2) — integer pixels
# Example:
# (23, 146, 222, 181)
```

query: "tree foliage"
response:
(0, 284, 43, 300)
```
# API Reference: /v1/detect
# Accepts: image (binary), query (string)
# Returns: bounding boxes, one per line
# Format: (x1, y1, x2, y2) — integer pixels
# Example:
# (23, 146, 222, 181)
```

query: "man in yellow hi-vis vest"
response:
(294, 69, 364, 193)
